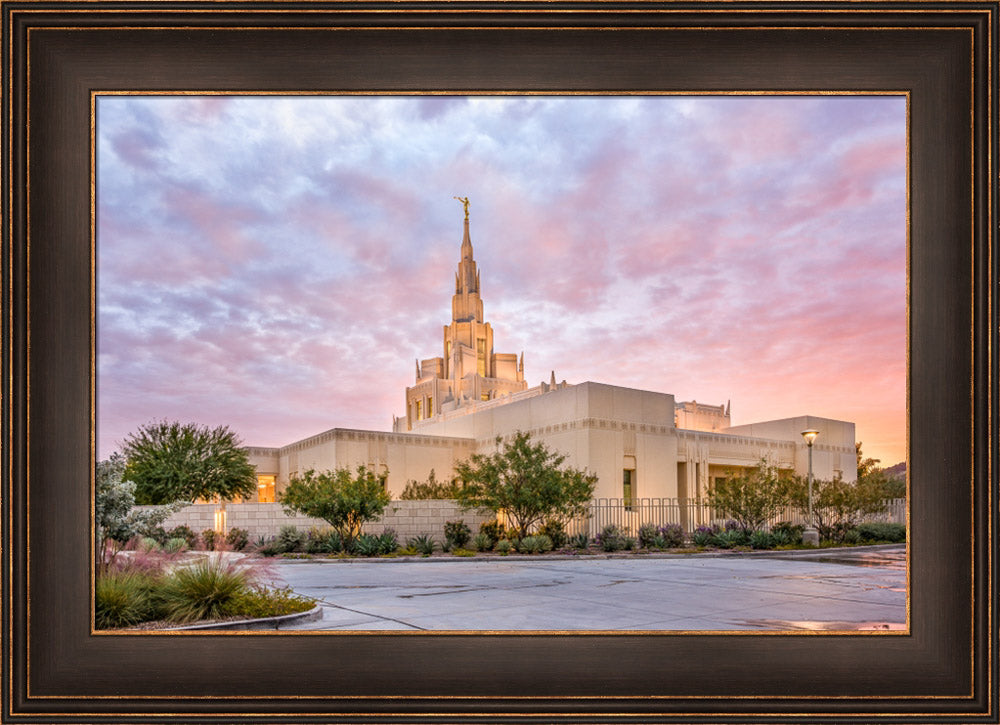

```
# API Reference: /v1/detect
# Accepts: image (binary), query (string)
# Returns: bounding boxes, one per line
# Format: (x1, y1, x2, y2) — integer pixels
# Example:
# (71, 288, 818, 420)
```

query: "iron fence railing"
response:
(554, 497, 906, 538)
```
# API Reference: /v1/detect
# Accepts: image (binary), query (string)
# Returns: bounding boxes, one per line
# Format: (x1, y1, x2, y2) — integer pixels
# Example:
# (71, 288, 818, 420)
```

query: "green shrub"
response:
(538, 520, 567, 549)
(200, 529, 217, 551)
(443, 520, 471, 550)
(749, 530, 776, 549)
(355, 533, 381, 557)
(451, 548, 476, 557)
(640, 523, 684, 549)
(472, 532, 493, 552)
(164, 537, 189, 553)
(221, 585, 314, 619)
(638, 523, 659, 548)
(479, 519, 506, 543)
(159, 558, 252, 623)
(95, 569, 161, 628)
(692, 525, 718, 547)
(377, 529, 399, 554)
(569, 532, 590, 549)
(399, 469, 463, 500)
(855, 522, 906, 543)
(712, 529, 746, 549)
(256, 537, 281, 557)
(597, 524, 626, 552)
(623, 537, 637, 551)
(225, 527, 250, 551)
(407, 534, 436, 556)
(167, 525, 199, 549)
(276, 525, 305, 553)
(138, 536, 161, 552)
(494, 539, 514, 555)
(842, 528, 862, 545)
(771, 522, 804, 545)
(518, 535, 553, 554)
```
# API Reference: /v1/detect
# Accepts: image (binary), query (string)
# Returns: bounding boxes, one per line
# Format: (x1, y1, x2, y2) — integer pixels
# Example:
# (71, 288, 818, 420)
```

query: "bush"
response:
(279, 465, 391, 550)
(167, 525, 199, 549)
(377, 529, 399, 554)
(597, 524, 627, 552)
(355, 534, 381, 557)
(518, 535, 553, 554)
(640, 523, 684, 549)
(691, 525, 719, 547)
(708, 460, 796, 533)
(225, 527, 249, 551)
(407, 534, 436, 556)
(771, 521, 804, 545)
(749, 530, 776, 549)
(494, 539, 514, 555)
(842, 528, 862, 545)
(472, 532, 494, 552)
(200, 529, 218, 551)
(221, 585, 314, 619)
(159, 558, 252, 623)
(305, 527, 331, 554)
(569, 532, 590, 549)
(538, 520, 568, 549)
(273, 525, 304, 553)
(443, 520, 471, 550)
(400, 469, 463, 500)
(855, 522, 906, 543)
(479, 519, 506, 543)
(164, 537, 189, 553)
(95, 569, 161, 628)
(712, 529, 747, 548)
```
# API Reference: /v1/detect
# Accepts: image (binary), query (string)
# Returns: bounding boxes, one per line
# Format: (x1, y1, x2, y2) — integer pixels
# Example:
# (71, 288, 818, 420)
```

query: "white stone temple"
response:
(246, 203, 857, 505)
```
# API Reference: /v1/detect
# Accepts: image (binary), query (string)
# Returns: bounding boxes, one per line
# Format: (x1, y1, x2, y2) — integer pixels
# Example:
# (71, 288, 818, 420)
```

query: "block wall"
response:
(137, 501, 496, 544)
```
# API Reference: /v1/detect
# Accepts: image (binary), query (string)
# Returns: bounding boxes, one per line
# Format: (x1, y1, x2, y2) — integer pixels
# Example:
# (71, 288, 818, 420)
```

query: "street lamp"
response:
(801, 429, 820, 545)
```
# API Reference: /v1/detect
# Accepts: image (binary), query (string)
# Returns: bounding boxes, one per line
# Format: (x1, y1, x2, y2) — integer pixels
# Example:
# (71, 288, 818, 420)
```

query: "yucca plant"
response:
(355, 534, 381, 557)
(159, 558, 252, 623)
(749, 530, 776, 550)
(376, 529, 399, 555)
(472, 532, 493, 552)
(569, 532, 590, 550)
(407, 534, 436, 556)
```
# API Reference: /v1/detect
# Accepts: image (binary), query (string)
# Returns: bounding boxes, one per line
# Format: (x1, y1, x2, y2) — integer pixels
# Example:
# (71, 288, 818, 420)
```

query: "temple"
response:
(245, 202, 858, 505)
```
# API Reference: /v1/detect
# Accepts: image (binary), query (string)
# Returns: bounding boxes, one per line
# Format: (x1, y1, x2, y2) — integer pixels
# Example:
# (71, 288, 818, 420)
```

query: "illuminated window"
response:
(481, 392, 490, 401)
(415, 399, 423, 420)
(477, 338, 486, 376)
(623, 469, 636, 510)
(256, 475, 276, 503)
(427, 396, 433, 416)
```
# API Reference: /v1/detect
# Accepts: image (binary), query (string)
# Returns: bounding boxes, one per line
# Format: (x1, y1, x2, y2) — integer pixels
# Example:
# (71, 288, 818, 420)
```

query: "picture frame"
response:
(2, 1, 995, 722)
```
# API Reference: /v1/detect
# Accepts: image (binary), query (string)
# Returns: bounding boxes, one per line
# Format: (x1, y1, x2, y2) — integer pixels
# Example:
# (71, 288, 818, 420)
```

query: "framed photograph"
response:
(3, 1, 996, 722)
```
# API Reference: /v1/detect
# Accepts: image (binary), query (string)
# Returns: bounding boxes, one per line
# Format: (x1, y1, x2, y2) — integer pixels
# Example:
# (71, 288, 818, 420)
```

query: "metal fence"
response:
(559, 497, 907, 538)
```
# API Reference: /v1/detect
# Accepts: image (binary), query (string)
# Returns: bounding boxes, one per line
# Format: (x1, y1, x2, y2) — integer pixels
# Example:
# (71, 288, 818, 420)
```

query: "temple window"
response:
(256, 474, 276, 503)
(623, 469, 636, 510)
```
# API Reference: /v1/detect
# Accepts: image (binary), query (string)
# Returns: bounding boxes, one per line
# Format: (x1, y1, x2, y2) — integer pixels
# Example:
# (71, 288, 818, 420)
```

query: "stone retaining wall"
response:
(137, 501, 495, 543)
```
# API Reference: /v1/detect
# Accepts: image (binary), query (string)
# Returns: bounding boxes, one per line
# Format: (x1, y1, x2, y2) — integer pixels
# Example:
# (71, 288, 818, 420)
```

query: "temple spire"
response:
(455, 196, 473, 261)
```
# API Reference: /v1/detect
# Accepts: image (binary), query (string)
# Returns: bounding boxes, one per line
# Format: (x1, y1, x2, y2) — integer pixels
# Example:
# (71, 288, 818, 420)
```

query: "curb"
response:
(269, 543, 905, 564)
(165, 604, 324, 631)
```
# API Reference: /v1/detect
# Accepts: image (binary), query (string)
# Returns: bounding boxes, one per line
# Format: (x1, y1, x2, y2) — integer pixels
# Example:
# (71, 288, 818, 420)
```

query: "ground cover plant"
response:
(95, 545, 314, 629)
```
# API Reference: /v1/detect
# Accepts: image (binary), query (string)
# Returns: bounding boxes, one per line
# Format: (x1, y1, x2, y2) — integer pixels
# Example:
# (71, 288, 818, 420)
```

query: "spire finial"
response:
(453, 196, 470, 222)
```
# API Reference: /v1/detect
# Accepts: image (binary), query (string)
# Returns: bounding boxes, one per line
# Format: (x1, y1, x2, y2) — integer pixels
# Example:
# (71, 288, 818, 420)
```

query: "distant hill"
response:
(883, 461, 906, 479)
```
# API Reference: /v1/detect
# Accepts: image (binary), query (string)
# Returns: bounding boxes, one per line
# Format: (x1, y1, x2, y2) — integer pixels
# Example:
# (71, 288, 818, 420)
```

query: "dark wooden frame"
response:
(2, 2, 996, 722)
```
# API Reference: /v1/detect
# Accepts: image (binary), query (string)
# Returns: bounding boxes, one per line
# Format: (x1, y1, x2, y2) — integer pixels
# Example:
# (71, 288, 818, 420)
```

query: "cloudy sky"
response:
(97, 95, 907, 465)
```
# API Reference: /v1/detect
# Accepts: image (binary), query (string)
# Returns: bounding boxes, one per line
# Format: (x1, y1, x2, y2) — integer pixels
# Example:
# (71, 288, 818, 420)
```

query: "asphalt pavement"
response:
(270, 544, 907, 632)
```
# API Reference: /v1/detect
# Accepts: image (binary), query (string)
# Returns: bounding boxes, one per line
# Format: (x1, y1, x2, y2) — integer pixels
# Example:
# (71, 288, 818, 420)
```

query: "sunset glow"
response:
(97, 95, 906, 466)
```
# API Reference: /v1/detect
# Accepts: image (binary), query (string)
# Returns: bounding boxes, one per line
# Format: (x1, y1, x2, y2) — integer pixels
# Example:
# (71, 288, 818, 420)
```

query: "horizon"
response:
(97, 95, 907, 466)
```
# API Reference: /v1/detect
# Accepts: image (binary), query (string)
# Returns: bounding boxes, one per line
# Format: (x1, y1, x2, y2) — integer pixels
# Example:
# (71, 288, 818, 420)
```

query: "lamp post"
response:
(801, 429, 820, 545)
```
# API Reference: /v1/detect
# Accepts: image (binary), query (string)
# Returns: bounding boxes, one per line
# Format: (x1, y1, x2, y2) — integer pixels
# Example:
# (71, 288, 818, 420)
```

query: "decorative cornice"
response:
(277, 427, 476, 455)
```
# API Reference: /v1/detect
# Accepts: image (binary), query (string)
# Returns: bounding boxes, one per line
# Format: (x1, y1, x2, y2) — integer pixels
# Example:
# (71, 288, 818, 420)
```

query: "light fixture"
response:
(800, 428, 820, 545)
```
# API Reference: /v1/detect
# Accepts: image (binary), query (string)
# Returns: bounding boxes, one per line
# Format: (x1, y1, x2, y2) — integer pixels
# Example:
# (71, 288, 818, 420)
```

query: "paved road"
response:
(271, 545, 906, 632)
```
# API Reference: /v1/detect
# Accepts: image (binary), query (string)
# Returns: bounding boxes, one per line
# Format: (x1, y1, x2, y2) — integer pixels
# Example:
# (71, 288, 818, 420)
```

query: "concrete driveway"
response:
(271, 545, 906, 632)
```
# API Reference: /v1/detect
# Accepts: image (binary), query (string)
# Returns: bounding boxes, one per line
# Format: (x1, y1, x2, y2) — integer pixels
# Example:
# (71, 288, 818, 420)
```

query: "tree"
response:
(399, 469, 464, 500)
(122, 421, 257, 505)
(278, 466, 391, 547)
(453, 431, 598, 538)
(96, 453, 185, 572)
(707, 459, 795, 533)
(788, 445, 900, 541)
